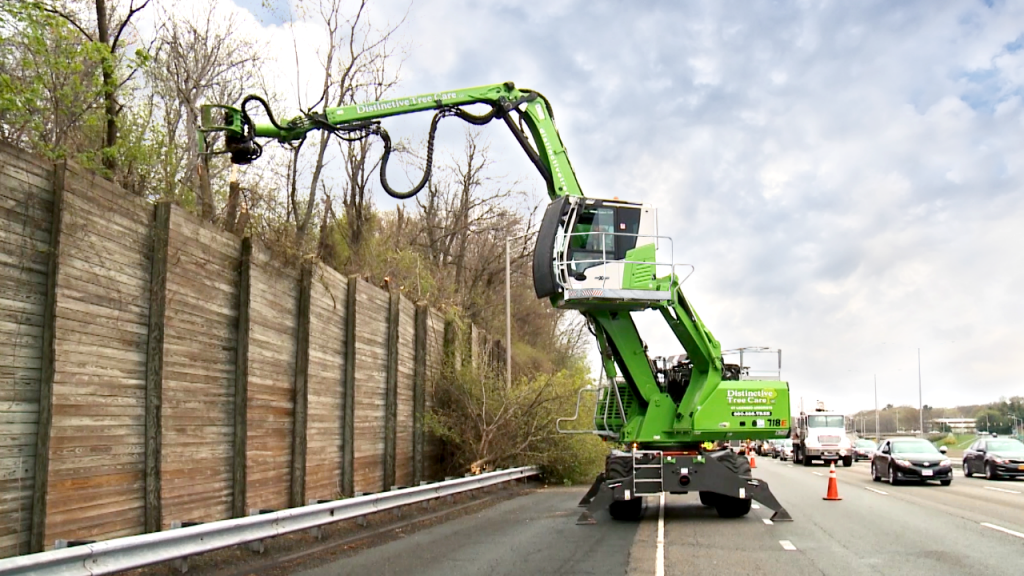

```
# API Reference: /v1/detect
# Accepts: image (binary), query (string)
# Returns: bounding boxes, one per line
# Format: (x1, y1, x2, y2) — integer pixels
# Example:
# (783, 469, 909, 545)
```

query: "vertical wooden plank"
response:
(232, 238, 252, 518)
(342, 276, 357, 497)
(290, 264, 312, 508)
(383, 290, 400, 490)
(443, 319, 461, 369)
(29, 161, 64, 553)
(144, 202, 171, 533)
(413, 302, 428, 485)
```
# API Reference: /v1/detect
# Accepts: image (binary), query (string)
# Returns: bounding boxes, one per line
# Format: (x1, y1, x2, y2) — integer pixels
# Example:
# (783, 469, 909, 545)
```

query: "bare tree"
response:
(413, 130, 524, 320)
(147, 1, 263, 221)
(281, 0, 404, 251)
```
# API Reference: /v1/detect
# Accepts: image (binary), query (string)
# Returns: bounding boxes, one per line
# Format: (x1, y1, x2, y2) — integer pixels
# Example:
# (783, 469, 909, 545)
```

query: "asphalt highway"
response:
(293, 458, 1024, 576)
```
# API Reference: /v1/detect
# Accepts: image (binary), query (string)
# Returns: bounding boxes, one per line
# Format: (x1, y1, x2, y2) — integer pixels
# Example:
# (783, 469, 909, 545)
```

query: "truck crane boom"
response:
(199, 81, 792, 523)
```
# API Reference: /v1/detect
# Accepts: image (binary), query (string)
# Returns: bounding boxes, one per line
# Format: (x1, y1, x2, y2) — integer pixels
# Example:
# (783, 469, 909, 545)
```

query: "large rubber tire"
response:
(714, 496, 752, 518)
(940, 479, 952, 486)
(605, 456, 644, 521)
(889, 465, 900, 486)
(609, 497, 644, 521)
(871, 462, 881, 482)
(718, 448, 753, 477)
(606, 457, 631, 481)
(843, 455, 854, 468)
(802, 453, 813, 467)
(698, 491, 718, 507)
(963, 461, 972, 477)
(793, 447, 803, 464)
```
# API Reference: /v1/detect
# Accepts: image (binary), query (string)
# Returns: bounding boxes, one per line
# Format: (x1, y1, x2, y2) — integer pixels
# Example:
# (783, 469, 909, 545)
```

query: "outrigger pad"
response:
(745, 478, 793, 522)
(576, 477, 617, 525)
(578, 472, 606, 507)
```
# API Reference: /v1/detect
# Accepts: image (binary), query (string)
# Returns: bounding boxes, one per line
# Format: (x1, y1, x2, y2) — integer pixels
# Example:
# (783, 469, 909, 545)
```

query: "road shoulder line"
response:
(981, 522, 1024, 539)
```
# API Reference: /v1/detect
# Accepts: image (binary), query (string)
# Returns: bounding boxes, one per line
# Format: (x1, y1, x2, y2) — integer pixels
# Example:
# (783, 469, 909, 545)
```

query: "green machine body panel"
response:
(693, 380, 791, 440)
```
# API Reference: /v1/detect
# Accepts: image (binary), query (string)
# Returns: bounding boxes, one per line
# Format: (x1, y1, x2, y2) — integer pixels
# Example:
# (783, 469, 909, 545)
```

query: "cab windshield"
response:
(807, 415, 845, 428)
(567, 204, 640, 274)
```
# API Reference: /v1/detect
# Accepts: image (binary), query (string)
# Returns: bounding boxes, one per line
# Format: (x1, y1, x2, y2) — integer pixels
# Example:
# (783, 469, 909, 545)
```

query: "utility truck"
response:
(199, 82, 792, 523)
(793, 402, 853, 467)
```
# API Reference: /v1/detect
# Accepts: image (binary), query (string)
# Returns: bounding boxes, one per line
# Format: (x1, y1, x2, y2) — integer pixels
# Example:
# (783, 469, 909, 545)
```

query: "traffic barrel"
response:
(823, 462, 842, 500)
(749, 453, 757, 469)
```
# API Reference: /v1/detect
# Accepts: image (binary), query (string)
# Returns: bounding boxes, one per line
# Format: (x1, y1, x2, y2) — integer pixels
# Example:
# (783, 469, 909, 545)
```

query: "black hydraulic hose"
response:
(240, 94, 289, 132)
(377, 104, 502, 199)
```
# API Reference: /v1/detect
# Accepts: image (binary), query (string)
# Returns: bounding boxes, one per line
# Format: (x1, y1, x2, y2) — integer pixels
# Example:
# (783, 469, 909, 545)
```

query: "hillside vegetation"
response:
(0, 0, 603, 481)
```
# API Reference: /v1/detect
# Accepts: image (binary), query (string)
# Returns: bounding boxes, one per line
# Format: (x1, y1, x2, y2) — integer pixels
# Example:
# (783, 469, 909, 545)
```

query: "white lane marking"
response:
(981, 522, 1024, 540)
(763, 518, 773, 525)
(864, 487, 888, 495)
(787, 464, 794, 468)
(656, 492, 665, 576)
(752, 504, 760, 509)
(812, 472, 824, 476)
(779, 540, 797, 551)
(984, 486, 1021, 494)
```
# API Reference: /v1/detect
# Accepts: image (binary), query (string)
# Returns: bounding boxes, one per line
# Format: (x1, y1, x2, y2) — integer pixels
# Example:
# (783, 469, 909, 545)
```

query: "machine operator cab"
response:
(533, 196, 676, 309)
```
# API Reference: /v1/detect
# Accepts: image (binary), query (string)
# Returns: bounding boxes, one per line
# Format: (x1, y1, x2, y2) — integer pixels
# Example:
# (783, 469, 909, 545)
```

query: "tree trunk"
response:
(95, 0, 118, 170)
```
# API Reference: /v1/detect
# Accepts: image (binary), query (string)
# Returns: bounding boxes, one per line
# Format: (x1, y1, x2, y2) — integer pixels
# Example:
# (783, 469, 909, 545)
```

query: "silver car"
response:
(779, 439, 794, 461)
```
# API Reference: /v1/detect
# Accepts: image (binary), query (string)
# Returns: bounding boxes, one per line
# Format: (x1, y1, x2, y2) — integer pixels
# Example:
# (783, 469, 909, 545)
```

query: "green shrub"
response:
(426, 361, 607, 484)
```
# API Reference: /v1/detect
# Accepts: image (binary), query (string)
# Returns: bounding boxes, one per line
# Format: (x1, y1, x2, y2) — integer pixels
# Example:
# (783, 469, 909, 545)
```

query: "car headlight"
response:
(895, 459, 913, 467)
(992, 458, 1009, 465)
(940, 459, 950, 467)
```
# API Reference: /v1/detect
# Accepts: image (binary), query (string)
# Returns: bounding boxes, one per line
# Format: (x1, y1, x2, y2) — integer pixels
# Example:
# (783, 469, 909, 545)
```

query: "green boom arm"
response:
(199, 82, 582, 200)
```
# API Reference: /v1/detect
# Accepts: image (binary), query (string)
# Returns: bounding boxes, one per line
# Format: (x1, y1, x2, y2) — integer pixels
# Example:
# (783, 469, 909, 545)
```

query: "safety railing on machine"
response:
(554, 232, 693, 292)
(556, 364, 626, 438)
(721, 346, 783, 380)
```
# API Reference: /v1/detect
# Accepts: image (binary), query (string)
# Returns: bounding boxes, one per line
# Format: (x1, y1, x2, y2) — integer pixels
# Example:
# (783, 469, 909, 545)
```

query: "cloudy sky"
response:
(190, 0, 1024, 413)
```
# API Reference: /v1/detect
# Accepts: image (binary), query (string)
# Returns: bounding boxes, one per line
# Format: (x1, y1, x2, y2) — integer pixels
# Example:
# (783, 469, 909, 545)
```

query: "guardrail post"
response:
(232, 238, 252, 518)
(342, 275, 358, 497)
(29, 161, 65, 553)
(413, 302, 428, 485)
(383, 289, 400, 493)
(290, 264, 312, 508)
(145, 202, 171, 533)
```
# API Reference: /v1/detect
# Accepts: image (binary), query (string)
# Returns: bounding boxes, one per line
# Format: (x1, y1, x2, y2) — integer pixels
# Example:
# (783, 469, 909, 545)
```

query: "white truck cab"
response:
(794, 409, 853, 467)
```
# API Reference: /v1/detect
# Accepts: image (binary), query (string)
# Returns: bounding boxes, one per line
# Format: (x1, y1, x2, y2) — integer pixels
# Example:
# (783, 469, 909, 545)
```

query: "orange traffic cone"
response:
(749, 454, 757, 469)
(822, 462, 842, 501)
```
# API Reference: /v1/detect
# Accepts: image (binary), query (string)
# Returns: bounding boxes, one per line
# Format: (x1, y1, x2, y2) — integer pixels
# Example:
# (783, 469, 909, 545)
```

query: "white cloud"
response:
(214, 0, 1024, 411)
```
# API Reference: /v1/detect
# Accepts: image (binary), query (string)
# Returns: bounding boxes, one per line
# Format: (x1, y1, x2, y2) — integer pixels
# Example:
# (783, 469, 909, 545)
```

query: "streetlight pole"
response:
(918, 348, 923, 435)
(505, 233, 531, 389)
(874, 375, 879, 440)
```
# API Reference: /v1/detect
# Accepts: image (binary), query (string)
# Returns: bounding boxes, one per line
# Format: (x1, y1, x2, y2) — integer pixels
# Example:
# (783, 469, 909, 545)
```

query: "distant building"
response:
(929, 418, 977, 434)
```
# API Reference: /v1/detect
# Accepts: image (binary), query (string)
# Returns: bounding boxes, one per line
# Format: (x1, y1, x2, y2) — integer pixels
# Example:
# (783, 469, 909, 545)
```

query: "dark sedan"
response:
(963, 437, 1024, 480)
(871, 437, 952, 486)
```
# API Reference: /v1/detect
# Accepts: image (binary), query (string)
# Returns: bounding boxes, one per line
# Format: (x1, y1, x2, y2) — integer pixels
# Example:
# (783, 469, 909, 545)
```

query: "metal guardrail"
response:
(0, 466, 540, 576)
